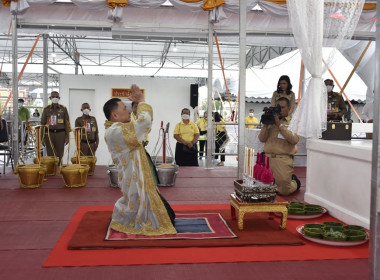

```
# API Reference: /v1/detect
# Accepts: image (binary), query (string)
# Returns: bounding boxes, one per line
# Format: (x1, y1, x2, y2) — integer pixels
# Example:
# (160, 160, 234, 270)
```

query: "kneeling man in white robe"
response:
(103, 84, 176, 235)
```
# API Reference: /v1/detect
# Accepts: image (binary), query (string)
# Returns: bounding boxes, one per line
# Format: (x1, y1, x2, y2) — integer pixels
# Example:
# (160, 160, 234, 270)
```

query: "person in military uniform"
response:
(74, 103, 99, 156)
(258, 97, 301, 196)
(41, 91, 70, 164)
(18, 98, 30, 145)
(324, 79, 347, 121)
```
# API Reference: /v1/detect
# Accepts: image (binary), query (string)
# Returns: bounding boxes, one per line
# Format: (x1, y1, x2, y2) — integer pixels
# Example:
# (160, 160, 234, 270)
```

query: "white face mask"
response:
(18, 103, 23, 108)
(326, 85, 333, 92)
(249, 113, 254, 117)
(181, 114, 190, 120)
(82, 109, 90, 115)
(123, 100, 133, 113)
(51, 97, 60, 104)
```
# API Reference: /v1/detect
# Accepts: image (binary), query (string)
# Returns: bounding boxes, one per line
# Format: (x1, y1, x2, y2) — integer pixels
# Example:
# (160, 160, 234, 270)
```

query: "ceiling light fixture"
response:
(173, 43, 178, 52)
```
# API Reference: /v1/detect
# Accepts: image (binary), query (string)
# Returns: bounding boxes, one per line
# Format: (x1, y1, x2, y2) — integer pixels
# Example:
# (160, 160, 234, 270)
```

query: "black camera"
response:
(260, 105, 281, 125)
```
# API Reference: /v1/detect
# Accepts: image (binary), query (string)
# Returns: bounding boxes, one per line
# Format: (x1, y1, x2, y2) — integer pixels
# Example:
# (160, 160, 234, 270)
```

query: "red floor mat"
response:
(43, 204, 369, 267)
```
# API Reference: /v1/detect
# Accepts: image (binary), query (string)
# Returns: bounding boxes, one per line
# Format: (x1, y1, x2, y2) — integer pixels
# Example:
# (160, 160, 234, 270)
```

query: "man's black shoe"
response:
(292, 174, 301, 190)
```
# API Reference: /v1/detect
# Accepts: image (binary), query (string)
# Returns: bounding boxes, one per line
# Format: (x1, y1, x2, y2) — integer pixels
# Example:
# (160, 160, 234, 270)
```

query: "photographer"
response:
(258, 97, 301, 196)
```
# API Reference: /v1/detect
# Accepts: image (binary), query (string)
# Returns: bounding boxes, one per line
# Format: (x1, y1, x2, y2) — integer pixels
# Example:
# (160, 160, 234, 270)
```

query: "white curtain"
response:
(287, 0, 364, 139)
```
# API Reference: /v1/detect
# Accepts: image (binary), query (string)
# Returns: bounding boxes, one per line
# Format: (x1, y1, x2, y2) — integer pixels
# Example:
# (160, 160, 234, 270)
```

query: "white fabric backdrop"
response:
(287, 0, 364, 139)
(6, 0, 375, 24)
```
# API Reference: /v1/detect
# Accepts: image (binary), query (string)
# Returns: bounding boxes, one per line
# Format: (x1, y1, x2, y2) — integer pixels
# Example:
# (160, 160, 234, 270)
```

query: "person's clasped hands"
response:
(130, 84, 145, 103)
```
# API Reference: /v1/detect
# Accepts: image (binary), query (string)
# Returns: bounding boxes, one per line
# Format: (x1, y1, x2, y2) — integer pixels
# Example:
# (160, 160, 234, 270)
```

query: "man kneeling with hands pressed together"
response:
(258, 97, 301, 196)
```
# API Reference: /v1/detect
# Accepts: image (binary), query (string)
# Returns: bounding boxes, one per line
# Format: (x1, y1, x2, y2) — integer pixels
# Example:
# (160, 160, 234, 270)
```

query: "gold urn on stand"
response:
(15, 126, 46, 188)
(59, 127, 90, 187)
(70, 125, 97, 175)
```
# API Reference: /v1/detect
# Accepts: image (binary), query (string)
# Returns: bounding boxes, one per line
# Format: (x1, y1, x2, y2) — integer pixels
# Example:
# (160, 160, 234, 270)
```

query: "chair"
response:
(0, 119, 14, 174)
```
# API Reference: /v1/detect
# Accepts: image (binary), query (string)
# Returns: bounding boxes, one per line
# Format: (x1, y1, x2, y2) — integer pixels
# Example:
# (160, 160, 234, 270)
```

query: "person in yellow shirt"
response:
(214, 112, 227, 166)
(173, 108, 199, 166)
(245, 109, 258, 128)
(195, 111, 208, 159)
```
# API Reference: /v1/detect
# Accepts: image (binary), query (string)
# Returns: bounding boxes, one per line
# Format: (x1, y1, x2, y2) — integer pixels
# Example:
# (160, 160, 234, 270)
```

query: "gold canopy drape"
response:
(179, 0, 225, 11)
(107, 0, 128, 9)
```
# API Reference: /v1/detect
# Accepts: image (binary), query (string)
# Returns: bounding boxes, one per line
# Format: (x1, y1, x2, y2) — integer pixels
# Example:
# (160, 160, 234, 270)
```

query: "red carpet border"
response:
(43, 204, 369, 267)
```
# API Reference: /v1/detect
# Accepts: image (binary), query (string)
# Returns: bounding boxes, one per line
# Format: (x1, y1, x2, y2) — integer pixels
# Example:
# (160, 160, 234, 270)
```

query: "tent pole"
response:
(205, 20, 213, 169)
(369, 4, 380, 279)
(43, 34, 48, 107)
(238, 0, 247, 179)
(11, 15, 18, 165)
(338, 41, 372, 97)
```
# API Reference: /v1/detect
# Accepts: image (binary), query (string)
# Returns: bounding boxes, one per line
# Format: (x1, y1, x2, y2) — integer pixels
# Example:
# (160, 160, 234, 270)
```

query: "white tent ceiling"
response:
(0, 1, 377, 98)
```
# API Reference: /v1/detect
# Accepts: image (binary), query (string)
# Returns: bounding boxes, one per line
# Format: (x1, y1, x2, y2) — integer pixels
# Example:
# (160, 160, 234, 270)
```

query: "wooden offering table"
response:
(230, 194, 289, 230)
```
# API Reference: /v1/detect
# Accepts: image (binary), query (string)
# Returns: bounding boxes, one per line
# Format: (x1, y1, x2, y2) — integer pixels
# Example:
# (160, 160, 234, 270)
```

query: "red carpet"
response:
(43, 204, 369, 267)
(68, 209, 301, 249)
(105, 212, 236, 240)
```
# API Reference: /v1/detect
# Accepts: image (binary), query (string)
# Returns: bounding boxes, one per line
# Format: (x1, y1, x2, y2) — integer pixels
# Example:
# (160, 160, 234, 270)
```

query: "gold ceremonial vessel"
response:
(59, 164, 90, 188)
(34, 156, 59, 176)
(70, 156, 97, 175)
(15, 164, 46, 188)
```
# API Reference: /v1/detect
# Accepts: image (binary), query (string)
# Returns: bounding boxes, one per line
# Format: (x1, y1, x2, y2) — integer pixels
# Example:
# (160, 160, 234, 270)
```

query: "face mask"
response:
(82, 109, 90, 115)
(51, 97, 59, 104)
(181, 114, 190, 120)
(326, 85, 333, 92)
(18, 103, 23, 108)
(123, 100, 133, 113)
(249, 113, 254, 117)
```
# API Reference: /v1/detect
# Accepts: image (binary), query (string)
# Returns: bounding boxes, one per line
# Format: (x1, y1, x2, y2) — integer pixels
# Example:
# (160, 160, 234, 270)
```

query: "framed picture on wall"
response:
(111, 88, 145, 99)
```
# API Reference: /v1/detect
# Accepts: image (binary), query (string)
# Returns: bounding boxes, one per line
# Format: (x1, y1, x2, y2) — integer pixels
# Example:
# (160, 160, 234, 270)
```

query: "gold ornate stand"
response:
(230, 194, 288, 230)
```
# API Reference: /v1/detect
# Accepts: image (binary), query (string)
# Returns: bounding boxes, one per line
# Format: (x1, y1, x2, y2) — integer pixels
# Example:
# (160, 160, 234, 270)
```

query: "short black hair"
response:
(18, 98, 24, 103)
(181, 108, 190, 114)
(277, 97, 290, 107)
(81, 102, 89, 107)
(103, 98, 121, 120)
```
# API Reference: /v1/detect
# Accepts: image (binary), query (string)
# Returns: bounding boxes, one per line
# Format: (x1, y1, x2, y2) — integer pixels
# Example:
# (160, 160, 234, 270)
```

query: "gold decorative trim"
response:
(136, 103, 153, 121)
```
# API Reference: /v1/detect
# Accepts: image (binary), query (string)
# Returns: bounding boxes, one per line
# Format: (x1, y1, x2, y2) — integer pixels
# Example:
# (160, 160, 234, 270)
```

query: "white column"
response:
(11, 15, 18, 164)
(238, 0, 247, 178)
(369, 2, 380, 278)
(43, 34, 48, 107)
(206, 21, 214, 169)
